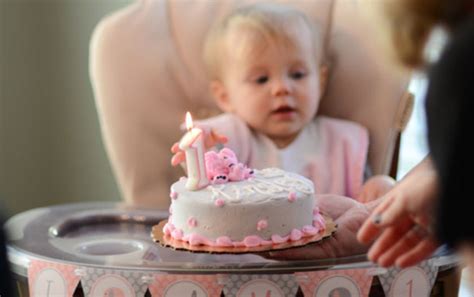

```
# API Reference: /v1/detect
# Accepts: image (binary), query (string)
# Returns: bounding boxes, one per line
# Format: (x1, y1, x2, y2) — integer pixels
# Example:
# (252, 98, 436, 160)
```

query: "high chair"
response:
(89, 1, 459, 296)
(90, 0, 412, 208)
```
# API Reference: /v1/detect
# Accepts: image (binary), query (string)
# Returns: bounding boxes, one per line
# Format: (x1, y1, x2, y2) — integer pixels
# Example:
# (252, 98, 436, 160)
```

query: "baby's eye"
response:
(255, 76, 269, 84)
(290, 71, 306, 80)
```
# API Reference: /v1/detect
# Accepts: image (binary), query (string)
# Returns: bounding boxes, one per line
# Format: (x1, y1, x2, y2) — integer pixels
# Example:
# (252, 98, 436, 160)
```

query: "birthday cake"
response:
(162, 148, 326, 248)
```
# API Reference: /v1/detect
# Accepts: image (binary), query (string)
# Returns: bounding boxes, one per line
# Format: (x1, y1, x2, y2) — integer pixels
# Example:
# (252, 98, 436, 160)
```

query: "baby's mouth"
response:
(271, 105, 297, 120)
(272, 106, 296, 114)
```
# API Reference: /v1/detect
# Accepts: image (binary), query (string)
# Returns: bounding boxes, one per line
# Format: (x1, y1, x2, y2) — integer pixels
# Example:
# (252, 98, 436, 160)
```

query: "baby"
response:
(172, 3, 394, 202)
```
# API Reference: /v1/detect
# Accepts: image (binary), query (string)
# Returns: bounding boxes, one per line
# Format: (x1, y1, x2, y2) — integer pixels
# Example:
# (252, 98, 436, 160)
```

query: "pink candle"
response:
(179, 112, 209, 190)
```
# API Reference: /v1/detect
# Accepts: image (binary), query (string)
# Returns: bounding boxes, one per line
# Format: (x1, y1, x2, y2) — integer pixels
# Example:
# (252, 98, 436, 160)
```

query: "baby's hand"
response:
(170, 129, 228, 166)
(357, 175, 395, 203)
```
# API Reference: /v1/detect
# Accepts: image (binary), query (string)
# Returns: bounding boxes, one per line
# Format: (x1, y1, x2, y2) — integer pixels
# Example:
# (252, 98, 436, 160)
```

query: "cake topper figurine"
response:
(178, 112, 209, 190)
(205, 148, 253, 184)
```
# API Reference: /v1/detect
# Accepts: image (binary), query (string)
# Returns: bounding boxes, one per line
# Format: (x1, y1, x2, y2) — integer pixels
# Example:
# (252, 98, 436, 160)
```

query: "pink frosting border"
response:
(163, 209, 326, 248)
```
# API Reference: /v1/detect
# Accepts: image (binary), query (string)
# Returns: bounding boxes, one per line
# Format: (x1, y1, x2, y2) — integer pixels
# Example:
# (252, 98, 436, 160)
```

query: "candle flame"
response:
(185, 112, 193, 131)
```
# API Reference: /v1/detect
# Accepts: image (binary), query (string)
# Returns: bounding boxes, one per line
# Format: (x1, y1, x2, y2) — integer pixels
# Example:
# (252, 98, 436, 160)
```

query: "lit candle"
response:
(179, 112, 209, 190)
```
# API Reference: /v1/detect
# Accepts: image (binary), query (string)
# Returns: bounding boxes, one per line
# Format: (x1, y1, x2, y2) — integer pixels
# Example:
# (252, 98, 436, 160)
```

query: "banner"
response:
(79, 267, 148, 297)
(378, 259, 439, 297)
(28, 259, 81, 297)
(296, 269, 373, 297)
(222, 274, 299, 297)
(149, 274, 224, 297)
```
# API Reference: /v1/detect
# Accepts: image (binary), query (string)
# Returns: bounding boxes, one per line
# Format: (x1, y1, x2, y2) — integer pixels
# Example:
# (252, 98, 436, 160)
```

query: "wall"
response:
(0, 0, 132, 217)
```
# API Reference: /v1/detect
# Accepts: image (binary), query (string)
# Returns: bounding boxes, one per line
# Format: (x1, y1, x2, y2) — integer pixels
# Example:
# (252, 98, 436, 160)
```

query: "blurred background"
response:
(0, 0, 428, 219)
(0, 0, 132, 217)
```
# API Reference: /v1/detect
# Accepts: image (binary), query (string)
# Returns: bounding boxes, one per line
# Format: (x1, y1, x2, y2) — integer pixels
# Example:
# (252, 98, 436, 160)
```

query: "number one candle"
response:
(178, 112, 209, 190)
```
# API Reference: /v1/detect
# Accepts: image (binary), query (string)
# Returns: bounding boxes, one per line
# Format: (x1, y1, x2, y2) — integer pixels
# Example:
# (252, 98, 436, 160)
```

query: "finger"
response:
(317, 194, 359, 219)
(375, 196, 409, 228)
(171, 152, 185, 166)
(367, 219, 413, 262)
(357, 220, 382, 244)
(214, 133, 228, 144)
(357, 196, 396, 244)
(376, 224, 428, 267)
(395, 238, 439, 268)
(206, 130, 228, 148)
(171, 142, 180, 153)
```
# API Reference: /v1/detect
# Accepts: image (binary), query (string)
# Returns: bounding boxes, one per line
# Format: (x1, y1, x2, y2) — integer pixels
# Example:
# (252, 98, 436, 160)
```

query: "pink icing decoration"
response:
(288, 192, 297, 202)
(171, 229, 183, 239)
(290, 229, 303, 241)
(163, 222, 175, 235)
(216, 236, 234, 247)
(215, 199, 225, 207)
(271, 234, 288, 244)
(302, 225, 319, 235)
(170, 191, 178, 199)
(188, 234, 208, 246)
(167, 207, 326, 248)
(313, 207, 320, 214)
(243, 235, 262, 247)
(168, 206, 173, 214)
(257, 219, 268, 231)
(313, 212, 326, 229)
(187, 217, 198, 228)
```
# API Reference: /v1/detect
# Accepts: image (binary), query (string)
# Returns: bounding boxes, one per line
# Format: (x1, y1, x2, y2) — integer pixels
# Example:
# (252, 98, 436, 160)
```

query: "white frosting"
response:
(165, 168, 321, 246)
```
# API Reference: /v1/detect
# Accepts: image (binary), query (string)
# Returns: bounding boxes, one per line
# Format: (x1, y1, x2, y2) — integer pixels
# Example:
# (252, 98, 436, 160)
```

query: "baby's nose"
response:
(272, 77, 291, 96)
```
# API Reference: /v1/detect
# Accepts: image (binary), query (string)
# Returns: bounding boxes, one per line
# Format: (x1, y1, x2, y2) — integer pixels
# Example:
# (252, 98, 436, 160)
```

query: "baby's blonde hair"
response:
(203, 3, 322, 80)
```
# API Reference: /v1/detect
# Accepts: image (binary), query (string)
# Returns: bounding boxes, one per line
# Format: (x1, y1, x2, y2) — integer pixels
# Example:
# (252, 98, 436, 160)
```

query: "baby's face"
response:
(219, 27, 321, 147)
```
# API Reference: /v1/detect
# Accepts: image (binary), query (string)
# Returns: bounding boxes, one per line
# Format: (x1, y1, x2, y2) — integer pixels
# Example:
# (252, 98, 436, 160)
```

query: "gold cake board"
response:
(152, 214, 336, 254)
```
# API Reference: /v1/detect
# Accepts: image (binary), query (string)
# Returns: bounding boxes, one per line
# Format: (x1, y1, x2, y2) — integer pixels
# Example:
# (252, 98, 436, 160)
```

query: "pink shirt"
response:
(199, 113, 369, 198)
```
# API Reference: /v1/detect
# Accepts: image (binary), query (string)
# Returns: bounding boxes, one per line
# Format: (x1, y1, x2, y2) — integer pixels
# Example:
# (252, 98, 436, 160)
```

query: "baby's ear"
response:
(210, 80, 233, 113)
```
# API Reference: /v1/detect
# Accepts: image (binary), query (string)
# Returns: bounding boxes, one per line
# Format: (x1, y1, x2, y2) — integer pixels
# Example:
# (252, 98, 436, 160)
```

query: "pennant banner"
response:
(28, 259, 81, 297)
(79, 267, 148, 297)
(149, 274, 224, 297)
(296, 268, 373, 297)
(222, 274, 299, 297)
(378, 259, 439, 297)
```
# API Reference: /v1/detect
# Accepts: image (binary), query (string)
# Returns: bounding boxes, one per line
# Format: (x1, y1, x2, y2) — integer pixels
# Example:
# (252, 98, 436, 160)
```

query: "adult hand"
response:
(171, 129, 228, 166)
(267, 194, 375, 260)
(357, 157, 440, 268)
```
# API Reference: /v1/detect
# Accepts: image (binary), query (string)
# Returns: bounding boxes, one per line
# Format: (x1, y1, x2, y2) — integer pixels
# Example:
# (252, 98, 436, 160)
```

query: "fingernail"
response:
(373, 214, 382, 225)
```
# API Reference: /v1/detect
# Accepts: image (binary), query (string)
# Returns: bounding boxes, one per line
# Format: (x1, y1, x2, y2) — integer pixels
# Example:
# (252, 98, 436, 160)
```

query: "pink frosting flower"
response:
(215, 198, 225, 207)
(288, 192, 297, 202)
(257, 219, 268, 231)
(171, 229, 183, 240)
(290, 229, 303, 241)
(271, 234, 288, 244)
(187, 217, 198, 228)
(170, 191, 178, 200)
(216, 236, 233, 247)
(243, 235, 261, 247)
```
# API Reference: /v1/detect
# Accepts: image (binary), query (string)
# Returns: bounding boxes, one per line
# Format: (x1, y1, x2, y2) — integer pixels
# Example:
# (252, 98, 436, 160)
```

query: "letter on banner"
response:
(28, 259, 81, 297)
(295, 269, 373, 297)
(79, 267, 147, 297)
(378, 259, 439, 297)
